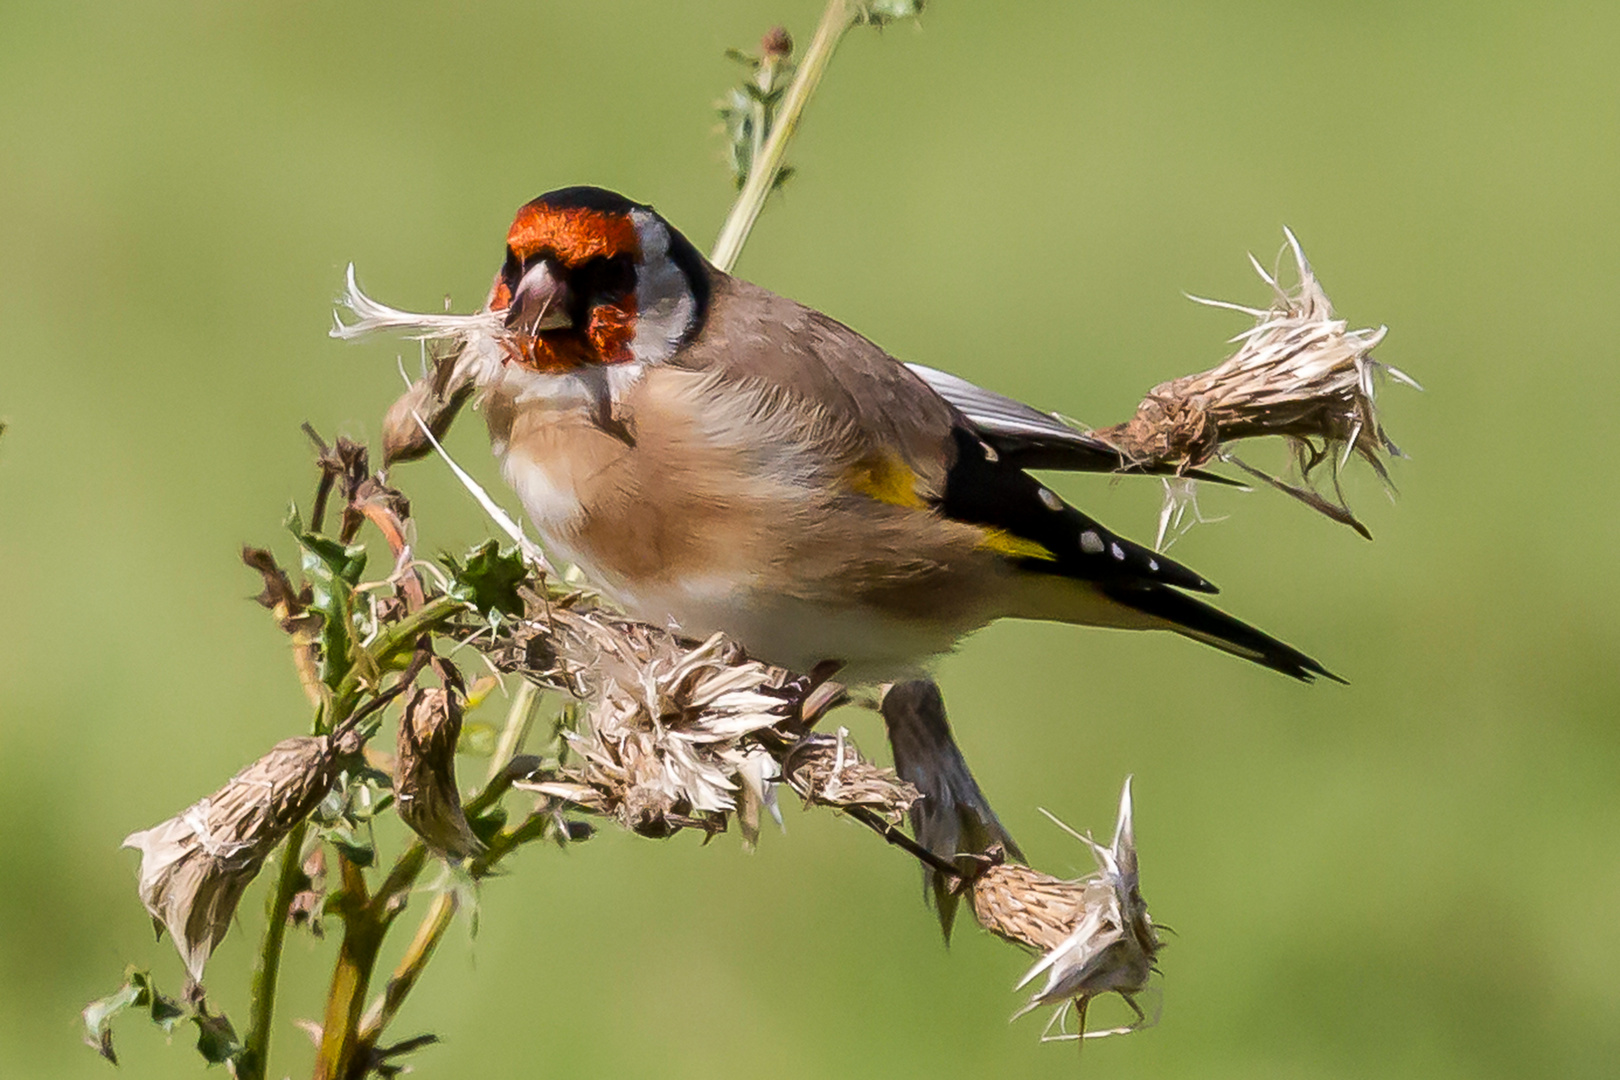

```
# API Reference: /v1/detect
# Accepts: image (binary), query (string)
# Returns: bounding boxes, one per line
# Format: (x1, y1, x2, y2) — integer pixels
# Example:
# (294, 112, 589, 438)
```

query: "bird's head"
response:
(489, 186, 710, 373)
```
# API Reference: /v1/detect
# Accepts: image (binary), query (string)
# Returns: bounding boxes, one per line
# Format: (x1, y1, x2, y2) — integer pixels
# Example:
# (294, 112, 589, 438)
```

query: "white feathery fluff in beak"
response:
(505, 260, 573, 334)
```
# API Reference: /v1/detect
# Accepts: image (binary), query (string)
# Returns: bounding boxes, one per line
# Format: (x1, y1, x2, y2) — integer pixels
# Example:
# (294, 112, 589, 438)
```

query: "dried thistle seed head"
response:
(535, 629, 793, 834)
(969, 862, 1091, 953)
(382, 350, 476, 466)
(123, 737, 340, 982)
(1097, 231, 1416, 538)
(782, 727, 920, 824)
(882, 679, 1023, 939)
(395, 686, 484, 861)
(1001, 779, 1161, 1042)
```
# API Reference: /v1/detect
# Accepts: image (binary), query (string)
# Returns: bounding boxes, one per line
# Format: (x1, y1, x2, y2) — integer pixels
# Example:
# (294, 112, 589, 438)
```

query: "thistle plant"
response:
(83, 3, 1410, 1076)
(88, 429, 1158, 1076)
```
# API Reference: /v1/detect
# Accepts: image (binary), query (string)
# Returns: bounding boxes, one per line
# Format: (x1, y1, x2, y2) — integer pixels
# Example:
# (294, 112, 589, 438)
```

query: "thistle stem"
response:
(340, 753, 542, 1063)
(313, 855, 378, 1080)
(485, 679, 540, 783)
(710, 0, 861, 272)
(844, 804, 963, 878)
(238, 820, 309, 1080)
(330, 595, 465, 721)
(356, 892, 456, 1046)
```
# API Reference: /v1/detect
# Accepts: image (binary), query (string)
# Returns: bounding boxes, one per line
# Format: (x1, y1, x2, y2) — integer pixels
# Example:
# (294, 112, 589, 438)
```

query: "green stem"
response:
(313, 855, 378, 1080)
(245, 595, 460, 1077)
(710, 0, 861, 272)
(333, 597, 464, 704)
(356, 891, 457, 1047)
(485, 679, 540, 783)
(350, 806, 549, 1060)
(238, 820, 310, 1080)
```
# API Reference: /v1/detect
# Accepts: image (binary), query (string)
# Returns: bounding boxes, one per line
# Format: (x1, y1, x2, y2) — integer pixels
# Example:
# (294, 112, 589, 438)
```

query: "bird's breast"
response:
(487, 366, 1008, 675)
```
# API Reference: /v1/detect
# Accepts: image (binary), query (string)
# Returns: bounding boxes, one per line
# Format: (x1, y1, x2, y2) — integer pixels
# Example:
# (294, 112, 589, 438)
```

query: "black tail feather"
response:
(1101, 582, 1343, 683)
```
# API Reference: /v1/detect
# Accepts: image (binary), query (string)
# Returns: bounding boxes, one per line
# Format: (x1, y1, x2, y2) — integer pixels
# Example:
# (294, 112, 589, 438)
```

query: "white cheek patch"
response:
(629, 209, 697, 365)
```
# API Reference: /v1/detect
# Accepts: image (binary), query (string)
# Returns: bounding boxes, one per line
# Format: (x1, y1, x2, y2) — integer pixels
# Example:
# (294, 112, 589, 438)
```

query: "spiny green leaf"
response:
(322, 821, 377, 867)
(131, 970, 184, 1033)
(288, 520, 368, 688)
(82, 970, 185, 1064)
(296, 531, 368, 590)
(441, 541, 527, 619)
(192, 1010, 243, 1066)
(82, 978, 143, 1063)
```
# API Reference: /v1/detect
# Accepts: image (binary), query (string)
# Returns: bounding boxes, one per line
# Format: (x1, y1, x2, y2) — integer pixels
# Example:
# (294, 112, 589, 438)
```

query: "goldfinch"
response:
(372, 186, 1335, 684)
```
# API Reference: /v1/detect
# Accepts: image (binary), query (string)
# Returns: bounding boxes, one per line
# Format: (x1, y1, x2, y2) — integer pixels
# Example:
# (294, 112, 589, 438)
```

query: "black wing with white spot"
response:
(936, 425, 1339, 682)
(938, 427, 1217, 594)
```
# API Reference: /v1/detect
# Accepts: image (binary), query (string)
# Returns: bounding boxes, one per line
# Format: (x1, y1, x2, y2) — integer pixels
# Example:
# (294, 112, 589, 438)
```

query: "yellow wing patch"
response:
(845, 453, 927, 510)
(975, 527, 1057, 561)
(845, 453, 1056, 561)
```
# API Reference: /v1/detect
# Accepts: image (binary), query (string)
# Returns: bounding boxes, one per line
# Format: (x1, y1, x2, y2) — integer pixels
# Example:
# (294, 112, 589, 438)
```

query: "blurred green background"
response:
(3, 2, 1617, 1077)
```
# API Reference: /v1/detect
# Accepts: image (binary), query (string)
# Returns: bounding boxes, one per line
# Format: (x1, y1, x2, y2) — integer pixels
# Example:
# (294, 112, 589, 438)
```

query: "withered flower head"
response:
(1097, 231, 1418, 541)
(123, 737, 340, 982)
(523, 631, 792, 835)
(783, 726, 920, 825)
(968, 778, 1160, 1042)
(395, 686, 484, 861)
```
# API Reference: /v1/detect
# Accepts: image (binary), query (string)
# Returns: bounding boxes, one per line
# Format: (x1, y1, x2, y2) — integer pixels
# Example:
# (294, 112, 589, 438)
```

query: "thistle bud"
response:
(123, 737, 339, 982)
(760, 26, 792, 58)
(381, 359, 474, 466)
(395, 687, 484, 860)
(972, 780, 1162, 1042)
(782, 727, 920, 825)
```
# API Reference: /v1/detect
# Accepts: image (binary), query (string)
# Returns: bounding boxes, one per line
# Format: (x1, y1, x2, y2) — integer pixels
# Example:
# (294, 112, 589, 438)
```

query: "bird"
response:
(406, 185, 1335, 684)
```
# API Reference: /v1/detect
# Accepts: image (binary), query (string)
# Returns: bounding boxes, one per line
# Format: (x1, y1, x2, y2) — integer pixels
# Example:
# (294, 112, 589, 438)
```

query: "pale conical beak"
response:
(505, 261, 573, 334)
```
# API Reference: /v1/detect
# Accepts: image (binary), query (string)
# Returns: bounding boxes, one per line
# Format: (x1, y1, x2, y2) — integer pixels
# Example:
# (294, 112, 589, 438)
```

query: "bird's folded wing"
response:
(905, 362, 1239, 484)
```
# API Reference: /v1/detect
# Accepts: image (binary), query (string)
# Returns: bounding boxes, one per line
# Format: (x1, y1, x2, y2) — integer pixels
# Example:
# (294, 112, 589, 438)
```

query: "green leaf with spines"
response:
(192, 1009, 243, 1066)
(82, 979, 142, 1063)
(81, 969, 186, 1065)
(286, 509, 368, 689)
(441, 540, 527, 620)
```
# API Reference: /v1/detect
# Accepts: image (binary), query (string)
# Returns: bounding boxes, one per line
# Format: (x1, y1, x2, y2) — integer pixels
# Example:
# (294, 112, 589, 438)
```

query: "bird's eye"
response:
(571, 254, 636, 304)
